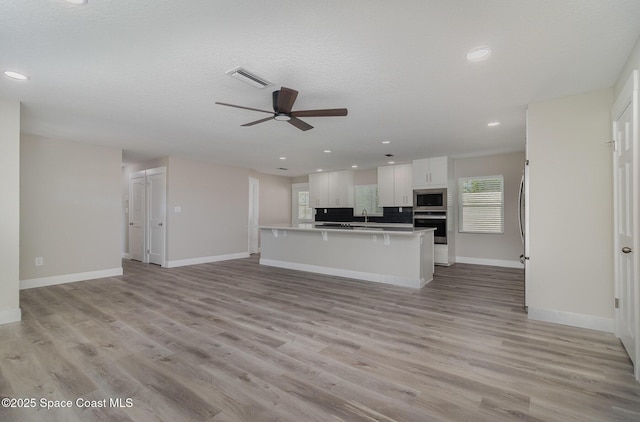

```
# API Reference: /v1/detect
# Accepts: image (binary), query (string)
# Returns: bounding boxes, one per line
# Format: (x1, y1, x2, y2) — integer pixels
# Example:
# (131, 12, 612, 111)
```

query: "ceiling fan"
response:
(215, 87, 348, 131)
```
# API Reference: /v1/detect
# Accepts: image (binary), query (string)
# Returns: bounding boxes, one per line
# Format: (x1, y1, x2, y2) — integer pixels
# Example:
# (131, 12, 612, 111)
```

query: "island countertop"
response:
(259, 223, 435, 236)
(259, 224, 435, 288)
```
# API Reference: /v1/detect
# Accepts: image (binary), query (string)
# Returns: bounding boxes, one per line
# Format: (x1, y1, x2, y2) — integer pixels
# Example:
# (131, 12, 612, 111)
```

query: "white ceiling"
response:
(2, 1, 640, 176)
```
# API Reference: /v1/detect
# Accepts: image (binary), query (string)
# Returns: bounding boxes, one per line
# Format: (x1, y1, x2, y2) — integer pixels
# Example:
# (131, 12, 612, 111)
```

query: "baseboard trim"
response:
(0, 308, 22, 325)
(121, 252, 130, 259)
(528, 307, 614, 333)
(456, 256, 524, 269)
(165, 252, 250, 268)
(259, 258, 428, 289)
(20, 267, 124, 290)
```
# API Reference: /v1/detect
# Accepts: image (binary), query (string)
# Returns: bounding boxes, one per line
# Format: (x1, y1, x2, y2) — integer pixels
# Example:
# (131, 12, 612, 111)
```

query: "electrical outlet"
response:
(35, 256, 44, 267)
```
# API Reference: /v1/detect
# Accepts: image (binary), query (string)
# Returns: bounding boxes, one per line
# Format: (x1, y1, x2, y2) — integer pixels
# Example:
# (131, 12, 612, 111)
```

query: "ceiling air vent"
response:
(225, 67, 272, 89)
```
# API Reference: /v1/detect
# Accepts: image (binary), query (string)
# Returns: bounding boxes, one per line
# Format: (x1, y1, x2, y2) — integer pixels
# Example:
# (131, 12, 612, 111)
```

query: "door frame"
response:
(128, 167, 167, 266)
(612, 69, 640, 381)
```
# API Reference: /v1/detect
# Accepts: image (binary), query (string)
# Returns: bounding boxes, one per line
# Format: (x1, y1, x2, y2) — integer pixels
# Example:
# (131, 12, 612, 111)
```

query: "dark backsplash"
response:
(314, 207, 413, 224)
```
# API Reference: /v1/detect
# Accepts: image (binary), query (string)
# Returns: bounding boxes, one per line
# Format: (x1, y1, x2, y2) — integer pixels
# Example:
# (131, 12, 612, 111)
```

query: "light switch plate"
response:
(174, 206, 182, 213)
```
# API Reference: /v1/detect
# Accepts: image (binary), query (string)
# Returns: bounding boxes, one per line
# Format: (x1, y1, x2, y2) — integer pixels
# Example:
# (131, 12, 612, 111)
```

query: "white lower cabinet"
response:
(434, 244, 450, 266)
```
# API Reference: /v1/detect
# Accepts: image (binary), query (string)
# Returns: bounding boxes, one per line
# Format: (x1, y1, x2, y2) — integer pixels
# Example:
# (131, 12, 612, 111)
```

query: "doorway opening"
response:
(127, 167, 166, 266)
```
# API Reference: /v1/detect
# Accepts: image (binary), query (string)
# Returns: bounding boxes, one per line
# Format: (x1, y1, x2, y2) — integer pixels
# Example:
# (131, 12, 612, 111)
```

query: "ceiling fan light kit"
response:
(216, 87, 348, 131)
(274, 113, 291, 121)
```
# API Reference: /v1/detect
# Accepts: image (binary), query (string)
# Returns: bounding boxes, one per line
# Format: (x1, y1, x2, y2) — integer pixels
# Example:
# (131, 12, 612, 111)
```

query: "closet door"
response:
(129, 171, 146, 262)
(147, 168, 166, 266)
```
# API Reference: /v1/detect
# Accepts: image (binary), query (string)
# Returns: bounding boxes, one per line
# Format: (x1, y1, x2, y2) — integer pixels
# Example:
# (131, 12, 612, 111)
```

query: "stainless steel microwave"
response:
(413, 188, 447, 211)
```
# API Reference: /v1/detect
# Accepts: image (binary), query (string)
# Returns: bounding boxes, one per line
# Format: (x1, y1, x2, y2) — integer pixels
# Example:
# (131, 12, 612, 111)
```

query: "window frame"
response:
(353, 184, 383, 217)
(457, 175, 505, 234)
(291, 183, 313, 224)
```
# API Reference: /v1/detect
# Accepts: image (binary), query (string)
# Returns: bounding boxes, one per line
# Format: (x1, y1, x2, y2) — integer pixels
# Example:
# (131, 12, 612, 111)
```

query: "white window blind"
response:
(297, 191, 313, 221)
(354, 185, 383, 216)
(458, 176, 504, 234)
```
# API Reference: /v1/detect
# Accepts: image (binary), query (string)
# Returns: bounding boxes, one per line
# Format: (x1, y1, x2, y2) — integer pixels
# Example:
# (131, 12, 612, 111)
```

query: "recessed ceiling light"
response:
(279, 157, 286, 160)
(381, 141, 391, 144)
(3, 71, 29, 80)
(388, 161, 395, 164)
(351, 165, 358, 168)
(316, 169, 323, 172)
(65, 0, 88, 5)
(324, 150, 331, 153)
(466, 46, 491, 62)
(487, 121, 501, 127)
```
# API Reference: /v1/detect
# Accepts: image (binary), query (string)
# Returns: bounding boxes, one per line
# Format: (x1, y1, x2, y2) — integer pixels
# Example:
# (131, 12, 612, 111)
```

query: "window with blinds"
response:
(354, 185, 383, 216)
(458, 175, 504, 234)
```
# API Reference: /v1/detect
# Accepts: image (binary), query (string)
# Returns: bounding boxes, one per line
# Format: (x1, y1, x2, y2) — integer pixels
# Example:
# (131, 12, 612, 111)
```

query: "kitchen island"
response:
(259, 224, 435, 288)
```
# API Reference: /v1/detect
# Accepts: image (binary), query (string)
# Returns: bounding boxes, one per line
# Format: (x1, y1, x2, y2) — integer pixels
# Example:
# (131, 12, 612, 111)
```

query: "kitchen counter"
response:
(261, 223, 430, 235)
(259, 224, 435, 288)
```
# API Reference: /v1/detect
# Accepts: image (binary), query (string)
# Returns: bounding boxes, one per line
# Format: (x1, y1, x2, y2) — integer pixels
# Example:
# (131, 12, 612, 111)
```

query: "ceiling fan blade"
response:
(241, 116, 275, 126)
(288, 117, 313, 131)
(276, 87, 299, 113)
(215, 102, 273, 114)
(291, 108, 348, 117)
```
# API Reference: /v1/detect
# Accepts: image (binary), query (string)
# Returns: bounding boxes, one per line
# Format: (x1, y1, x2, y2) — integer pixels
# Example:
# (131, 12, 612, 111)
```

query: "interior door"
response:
(147, 169, 166, 266)
(613, 70, 639, 379)
(129, 171, 146, 262)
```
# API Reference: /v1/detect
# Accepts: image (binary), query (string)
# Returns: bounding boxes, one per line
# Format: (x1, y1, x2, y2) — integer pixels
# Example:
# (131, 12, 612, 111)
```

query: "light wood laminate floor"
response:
(1, 256, 639, 421)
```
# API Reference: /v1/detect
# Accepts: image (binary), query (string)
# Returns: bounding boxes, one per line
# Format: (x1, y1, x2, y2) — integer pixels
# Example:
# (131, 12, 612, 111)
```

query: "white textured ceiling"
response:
(2, 0, 640, 176)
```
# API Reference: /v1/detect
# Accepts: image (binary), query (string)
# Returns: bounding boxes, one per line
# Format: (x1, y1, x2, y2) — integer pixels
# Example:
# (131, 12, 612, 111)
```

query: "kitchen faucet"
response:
(362, 208, 368, 225)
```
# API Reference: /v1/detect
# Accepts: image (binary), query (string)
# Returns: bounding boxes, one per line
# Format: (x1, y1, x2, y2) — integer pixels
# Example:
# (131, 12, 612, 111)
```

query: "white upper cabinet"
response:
(328, 170, 354, 207)
(378, 163, 413, 207)
(309, 172, 329, 208)
(394, 164, 413, 205)
(412, 156, 448, 188)
(377, 165, 395, 206)
(309, 170, 354, 208)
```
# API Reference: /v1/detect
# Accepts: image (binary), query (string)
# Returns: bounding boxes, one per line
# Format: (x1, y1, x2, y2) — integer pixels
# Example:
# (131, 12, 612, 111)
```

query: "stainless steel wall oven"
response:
(413, 211, 447, 244)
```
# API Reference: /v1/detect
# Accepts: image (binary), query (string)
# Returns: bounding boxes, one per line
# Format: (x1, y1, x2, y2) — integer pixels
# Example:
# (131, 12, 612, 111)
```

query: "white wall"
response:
(0, 99, 21, 324)
(527, 88, 614, 331)
(250, 171, 293, 226)
(354, 168, 377, 185)
(615, 34, 640, 97)
(454, 152, 526, 268)
(20, 135, 123, 288)
(166, 156, 251, 265)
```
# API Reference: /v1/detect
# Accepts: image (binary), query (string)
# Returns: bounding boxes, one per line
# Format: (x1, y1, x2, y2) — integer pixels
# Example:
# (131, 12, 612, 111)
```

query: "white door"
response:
(147, 168, 166, 266)
(613, 70, 639, 380)
(248, 177, 259, 254)
(129, 171, 146, 262)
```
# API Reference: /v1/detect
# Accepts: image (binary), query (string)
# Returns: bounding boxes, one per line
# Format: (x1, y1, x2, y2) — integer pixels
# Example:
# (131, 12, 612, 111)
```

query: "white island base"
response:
(259, 226, 435, 289)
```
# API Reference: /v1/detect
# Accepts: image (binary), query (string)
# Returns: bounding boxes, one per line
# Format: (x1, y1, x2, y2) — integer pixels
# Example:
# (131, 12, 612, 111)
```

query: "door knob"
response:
(159, 222, 163, 227)
(129, 222, 133, 226)
(622, 246, 632, 254)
